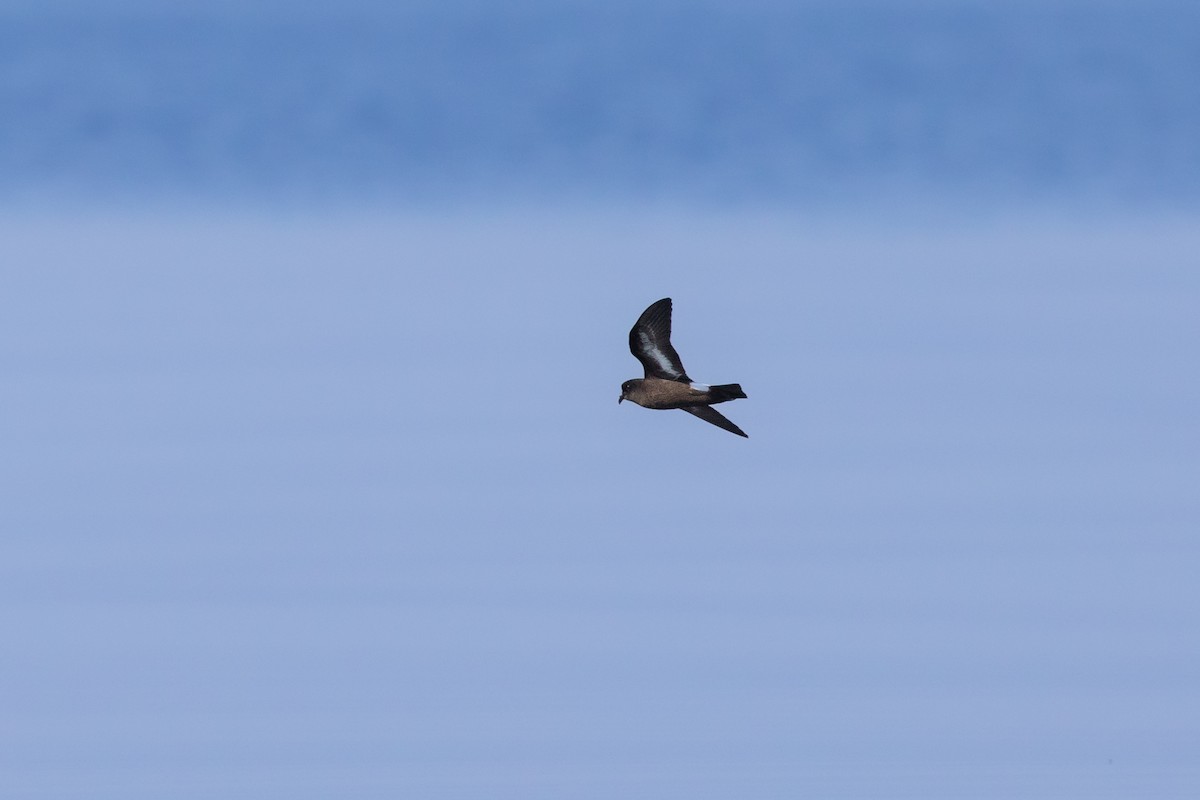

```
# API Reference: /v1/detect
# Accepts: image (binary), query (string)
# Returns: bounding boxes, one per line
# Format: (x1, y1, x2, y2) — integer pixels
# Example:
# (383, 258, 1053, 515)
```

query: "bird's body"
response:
(620, 377, 743, 410)
(619, 298, 748, 437)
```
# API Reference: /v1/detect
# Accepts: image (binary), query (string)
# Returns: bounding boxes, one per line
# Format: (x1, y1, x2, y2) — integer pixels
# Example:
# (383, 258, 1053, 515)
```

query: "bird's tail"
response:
(707, 383, 747, 403)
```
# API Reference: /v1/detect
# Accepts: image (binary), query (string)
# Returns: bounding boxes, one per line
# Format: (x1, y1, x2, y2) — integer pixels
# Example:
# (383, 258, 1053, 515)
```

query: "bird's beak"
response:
(618, 394, 624, 404)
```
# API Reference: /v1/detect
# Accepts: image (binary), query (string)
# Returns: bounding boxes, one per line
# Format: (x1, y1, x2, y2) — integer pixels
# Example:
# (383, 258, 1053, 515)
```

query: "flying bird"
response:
(619, 297, 748, 437)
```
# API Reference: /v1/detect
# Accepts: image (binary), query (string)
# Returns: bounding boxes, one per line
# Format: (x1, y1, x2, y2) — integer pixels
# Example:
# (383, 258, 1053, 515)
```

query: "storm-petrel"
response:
(619, 297, 748, 437)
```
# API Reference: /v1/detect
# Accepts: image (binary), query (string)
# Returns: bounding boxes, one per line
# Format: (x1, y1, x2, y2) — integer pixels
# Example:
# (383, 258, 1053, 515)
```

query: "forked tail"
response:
(707, 383, 747, 403)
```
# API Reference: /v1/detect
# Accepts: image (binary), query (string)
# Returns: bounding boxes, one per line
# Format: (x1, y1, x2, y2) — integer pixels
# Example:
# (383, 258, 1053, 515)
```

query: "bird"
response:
(619, 297, 748, 437)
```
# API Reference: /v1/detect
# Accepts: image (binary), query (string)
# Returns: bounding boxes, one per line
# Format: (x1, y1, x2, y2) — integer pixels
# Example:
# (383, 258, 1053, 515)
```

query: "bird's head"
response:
(618, 379, 635, 404)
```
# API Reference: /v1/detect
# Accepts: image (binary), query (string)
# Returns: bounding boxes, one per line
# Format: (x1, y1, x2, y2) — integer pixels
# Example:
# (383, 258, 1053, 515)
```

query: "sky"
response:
(2, 2, 1199, 798)
(3, 0, 1200, 208)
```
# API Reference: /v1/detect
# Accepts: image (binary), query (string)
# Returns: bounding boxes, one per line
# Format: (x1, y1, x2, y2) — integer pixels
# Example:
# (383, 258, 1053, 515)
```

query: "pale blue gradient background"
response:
(2, 2, 1199, 798)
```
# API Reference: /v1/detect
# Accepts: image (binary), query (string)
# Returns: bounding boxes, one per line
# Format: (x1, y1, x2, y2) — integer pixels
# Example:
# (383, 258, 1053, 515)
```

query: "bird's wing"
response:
(629, 297, 689, 381)
(680, 405, 748, 438)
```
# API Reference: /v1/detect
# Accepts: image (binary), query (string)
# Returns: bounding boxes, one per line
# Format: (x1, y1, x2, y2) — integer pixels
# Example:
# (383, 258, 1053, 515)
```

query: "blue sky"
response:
(3, 0, 1199, 208)
(3, 3, 1199, 798)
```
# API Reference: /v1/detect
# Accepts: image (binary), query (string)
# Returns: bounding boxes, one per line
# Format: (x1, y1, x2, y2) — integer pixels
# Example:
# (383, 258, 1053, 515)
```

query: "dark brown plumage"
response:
(619, 298, 748, 437)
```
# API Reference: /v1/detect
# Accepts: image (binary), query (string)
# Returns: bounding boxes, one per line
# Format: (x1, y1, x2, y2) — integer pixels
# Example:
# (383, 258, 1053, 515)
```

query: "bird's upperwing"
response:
(681, 404, 748, 438)
(629, 297, 689, 381)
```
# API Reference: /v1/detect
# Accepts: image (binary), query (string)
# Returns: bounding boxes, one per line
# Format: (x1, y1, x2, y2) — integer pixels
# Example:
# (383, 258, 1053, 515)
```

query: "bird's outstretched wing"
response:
(629, 297, 689, 381)
(681, 405, 748, 438)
